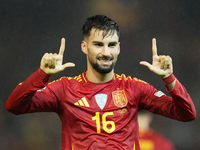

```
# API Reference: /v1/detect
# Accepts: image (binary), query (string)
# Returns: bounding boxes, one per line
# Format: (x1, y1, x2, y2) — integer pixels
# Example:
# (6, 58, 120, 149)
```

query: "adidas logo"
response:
(74, 97, 90, 107)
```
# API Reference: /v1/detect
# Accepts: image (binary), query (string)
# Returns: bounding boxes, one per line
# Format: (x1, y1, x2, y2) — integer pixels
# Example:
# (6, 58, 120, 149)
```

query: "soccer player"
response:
(138, 111, 176, 150)
(6, 15, 196, 150)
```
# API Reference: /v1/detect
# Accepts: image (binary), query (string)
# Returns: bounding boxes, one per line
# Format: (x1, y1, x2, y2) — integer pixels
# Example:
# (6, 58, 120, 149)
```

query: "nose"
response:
(101, 46, 110, 56)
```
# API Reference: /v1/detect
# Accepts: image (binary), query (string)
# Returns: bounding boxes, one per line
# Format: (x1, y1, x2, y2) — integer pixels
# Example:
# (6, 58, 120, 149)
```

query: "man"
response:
(138, 111, 176, 150)
(6, 15, 196, 150)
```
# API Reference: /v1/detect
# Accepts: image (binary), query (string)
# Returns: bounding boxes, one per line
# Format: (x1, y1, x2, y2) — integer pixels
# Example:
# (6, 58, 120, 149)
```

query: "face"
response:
(82, 28, 120, 74)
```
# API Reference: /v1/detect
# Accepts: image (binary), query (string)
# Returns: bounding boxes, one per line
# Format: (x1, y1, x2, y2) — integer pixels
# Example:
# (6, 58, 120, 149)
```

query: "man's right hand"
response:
(40, 38, 75, 75)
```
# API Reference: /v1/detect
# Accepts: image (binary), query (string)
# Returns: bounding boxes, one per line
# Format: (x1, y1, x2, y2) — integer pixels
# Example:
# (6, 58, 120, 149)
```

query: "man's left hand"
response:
(140, 38, 173, 79)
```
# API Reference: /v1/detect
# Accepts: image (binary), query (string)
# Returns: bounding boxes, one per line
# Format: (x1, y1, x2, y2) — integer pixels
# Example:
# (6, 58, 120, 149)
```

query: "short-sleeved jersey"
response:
(139, 130, 176, 150)
(6, 69, 196, 150)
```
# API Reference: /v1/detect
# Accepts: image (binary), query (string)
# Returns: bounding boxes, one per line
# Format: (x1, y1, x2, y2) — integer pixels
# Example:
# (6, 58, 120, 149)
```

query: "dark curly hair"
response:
(82, 15, 120, 40)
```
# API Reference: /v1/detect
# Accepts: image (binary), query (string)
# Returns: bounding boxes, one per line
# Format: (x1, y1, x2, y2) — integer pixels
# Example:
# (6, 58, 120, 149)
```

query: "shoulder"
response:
(49, 74, 84, 84)
(114, 73, 155, 96)
(46, 73, 85, 91)
(114, 73, 148, 85)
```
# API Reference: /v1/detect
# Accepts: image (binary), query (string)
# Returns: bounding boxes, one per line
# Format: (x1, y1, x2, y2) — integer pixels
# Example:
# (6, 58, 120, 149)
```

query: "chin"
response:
(90, 60, 116, 74)
(95, 66, 113, 74)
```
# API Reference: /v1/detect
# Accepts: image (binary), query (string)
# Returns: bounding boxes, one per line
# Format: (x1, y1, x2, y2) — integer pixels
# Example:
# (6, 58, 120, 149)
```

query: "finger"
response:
(152, 38, 158, 56)
(51, 56, 56, 69)
(43, 53, 49, 67)
(51, 53, 57, 68)
(58, 38, 65, 55)
(140, 61, 152, 69)
(62, 62, 75, 70)
(163, 56, 172, 70)
(159, 55, 165, 69)
(48, 53, 53, 68)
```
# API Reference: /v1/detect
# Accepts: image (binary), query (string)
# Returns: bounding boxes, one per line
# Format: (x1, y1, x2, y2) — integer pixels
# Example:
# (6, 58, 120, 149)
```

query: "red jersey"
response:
(6, 68, 196, 150)
(139, 130, 176, 150)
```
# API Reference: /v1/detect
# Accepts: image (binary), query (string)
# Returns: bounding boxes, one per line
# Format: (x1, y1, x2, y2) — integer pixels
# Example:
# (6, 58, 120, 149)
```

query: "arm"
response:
(138, 78, 196, 122)
(139, 38, 196, 121)
(6, 38, 75, 115)
(6, 68, 53, 114)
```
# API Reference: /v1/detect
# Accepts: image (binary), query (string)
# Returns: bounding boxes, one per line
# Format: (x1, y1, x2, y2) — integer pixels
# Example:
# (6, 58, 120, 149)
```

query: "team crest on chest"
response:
(112, 89, 128, 107)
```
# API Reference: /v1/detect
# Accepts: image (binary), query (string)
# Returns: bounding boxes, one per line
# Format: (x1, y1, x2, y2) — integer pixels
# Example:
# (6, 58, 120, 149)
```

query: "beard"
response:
(88, 55, 117, 74)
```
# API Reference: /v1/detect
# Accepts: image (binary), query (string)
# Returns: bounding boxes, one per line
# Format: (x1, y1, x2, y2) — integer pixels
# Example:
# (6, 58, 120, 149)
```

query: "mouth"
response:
(97, 56, 113, 65)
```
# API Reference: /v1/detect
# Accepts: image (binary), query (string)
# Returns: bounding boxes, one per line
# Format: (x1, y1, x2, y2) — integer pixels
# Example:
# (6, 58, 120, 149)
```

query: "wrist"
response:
(38, 68, 51, 84)
(162, 73, 176, 85)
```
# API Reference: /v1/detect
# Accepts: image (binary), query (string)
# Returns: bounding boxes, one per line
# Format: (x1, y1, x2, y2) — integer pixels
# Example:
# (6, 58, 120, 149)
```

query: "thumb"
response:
(139, 61, 152, 69)
(62, 62, 75, 70)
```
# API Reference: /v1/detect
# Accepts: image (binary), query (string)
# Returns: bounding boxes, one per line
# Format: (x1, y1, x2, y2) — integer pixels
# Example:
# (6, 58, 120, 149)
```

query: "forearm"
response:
(165, 77, 196, 121)
(162, 74, 176, 91)
(142, 74, 196, 122)
(6, 68, 50, 114)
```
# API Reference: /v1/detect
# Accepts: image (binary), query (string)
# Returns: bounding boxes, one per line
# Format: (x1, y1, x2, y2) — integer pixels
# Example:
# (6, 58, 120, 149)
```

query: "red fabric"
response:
(139, 130, 176, 150)
(162, 74, 176, 85)
(6, 69, 196, 150)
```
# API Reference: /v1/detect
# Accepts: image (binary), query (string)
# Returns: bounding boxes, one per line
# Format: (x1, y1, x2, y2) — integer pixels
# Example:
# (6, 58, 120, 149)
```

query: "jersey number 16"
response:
(92, 112, 116, 133)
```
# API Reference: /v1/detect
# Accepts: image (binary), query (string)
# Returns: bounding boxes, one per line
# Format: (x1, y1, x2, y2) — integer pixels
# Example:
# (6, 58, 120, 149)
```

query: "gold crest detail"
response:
(112, 89, 128, 107)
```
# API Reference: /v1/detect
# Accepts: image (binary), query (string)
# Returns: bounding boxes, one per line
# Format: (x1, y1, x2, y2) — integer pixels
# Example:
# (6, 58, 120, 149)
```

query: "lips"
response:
(97, 56, 113, 65)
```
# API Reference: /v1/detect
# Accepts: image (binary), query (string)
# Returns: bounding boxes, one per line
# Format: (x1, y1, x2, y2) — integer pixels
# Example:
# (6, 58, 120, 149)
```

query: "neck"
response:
(86, 69, 114, 83)
(139, 124, 150, 132)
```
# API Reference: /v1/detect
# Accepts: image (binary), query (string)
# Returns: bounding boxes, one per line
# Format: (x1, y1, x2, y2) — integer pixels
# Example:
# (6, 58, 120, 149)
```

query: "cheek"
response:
(88, 50, 96, 58)
(88, 47, 98, 56)
(112, 50, 120, 58)
(88, 51, 97, 63)
(113, 55, 118, 62)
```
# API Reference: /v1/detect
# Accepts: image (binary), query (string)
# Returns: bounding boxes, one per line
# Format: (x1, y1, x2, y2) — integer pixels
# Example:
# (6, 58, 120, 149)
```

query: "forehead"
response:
(88, 28, 119, 42)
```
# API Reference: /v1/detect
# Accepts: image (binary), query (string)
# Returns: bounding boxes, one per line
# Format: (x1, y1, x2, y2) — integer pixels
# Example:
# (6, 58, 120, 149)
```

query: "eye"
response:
(109, 43, 117, 47)
(95, 43, 103, 47)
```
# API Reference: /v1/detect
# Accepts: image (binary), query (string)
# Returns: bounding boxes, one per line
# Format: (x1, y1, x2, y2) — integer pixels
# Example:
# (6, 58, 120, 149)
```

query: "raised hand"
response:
(140, 38, 173, 79)
(40, 38, 75, 75)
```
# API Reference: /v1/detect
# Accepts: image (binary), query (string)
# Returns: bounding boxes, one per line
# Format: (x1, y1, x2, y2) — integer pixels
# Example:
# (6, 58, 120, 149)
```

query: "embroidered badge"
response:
(112, 89, 128, 107)
(95, 94, 107, 110)
(154, 91, 165, 97)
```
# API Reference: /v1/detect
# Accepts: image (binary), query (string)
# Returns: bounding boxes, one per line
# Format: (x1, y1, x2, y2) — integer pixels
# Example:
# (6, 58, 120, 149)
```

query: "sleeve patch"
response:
(37, 87, 46, 92)
(154, 91, 165, 97)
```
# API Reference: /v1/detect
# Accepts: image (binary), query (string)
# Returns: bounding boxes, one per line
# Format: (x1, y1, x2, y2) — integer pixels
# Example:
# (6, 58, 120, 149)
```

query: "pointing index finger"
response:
(152, 38, 158, 56)
(59, 38, 65, 55)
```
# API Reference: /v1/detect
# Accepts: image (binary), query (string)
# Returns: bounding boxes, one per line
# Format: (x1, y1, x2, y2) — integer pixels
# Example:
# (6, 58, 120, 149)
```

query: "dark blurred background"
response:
(1, 0, 200, 149)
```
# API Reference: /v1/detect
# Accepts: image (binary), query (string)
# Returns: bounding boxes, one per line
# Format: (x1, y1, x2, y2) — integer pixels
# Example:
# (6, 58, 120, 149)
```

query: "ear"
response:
(117, 42, 120, 55)
(81, 41, 88, 54)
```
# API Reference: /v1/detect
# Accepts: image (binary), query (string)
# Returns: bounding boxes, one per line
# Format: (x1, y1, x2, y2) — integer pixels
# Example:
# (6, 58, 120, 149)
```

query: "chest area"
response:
(61, 84, 139, 123)
(65, 82, 137, 111)
(59, 83, 140, 135)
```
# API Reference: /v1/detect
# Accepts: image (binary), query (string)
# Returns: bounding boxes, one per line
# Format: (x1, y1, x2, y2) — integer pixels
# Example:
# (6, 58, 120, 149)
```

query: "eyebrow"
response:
(92, 41, 118, 45)
(92, 41, 103, 44)
(108, 42, 118, 45)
